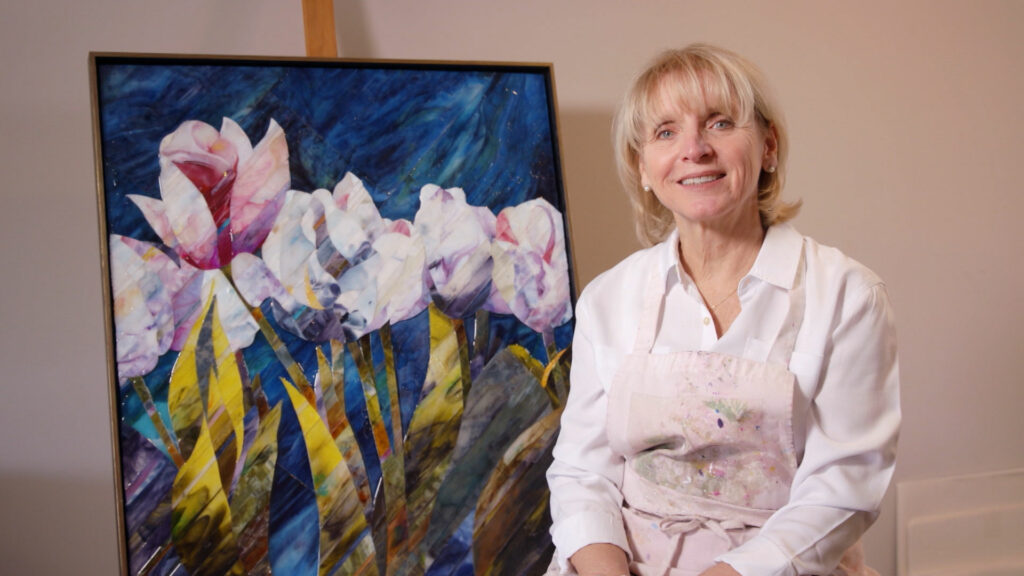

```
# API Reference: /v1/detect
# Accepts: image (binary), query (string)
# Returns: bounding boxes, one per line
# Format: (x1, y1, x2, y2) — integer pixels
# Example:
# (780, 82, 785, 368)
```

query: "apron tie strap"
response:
(627, 507, 751, 575)
(630, 506, 749, 545)
(658, 515, 747, 545)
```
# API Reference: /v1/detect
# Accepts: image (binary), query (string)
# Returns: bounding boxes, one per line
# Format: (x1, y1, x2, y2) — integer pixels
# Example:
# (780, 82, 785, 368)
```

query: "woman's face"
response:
(639, 83, 776, 232)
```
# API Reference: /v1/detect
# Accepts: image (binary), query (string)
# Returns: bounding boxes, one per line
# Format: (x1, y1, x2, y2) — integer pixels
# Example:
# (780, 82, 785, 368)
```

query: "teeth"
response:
(681, 174, 721, 185)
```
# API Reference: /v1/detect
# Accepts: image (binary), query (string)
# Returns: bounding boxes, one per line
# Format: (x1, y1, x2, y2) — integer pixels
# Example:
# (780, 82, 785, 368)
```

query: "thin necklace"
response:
(677, 246, 742, 313)
(707, 286, 738, 312)
(676, 238, 754, 314)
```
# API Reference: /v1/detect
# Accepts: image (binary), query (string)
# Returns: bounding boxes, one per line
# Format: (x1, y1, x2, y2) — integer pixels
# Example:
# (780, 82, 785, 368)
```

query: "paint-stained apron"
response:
(599, 261, 873, 576)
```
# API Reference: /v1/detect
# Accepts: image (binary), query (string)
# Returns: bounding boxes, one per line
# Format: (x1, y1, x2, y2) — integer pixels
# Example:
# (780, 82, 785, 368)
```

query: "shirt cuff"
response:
(716, 535, 795, 576)
(551, 509, 630, 573)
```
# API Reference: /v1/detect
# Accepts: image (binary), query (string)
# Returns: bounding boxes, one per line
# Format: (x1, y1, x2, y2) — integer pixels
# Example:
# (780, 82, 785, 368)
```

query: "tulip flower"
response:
(332, 217, 431, 338)
(129, 117, 290, 270)
(250, 188, 345, 342)
(110, 234, 260, 380)
(169, 265, 260, 352)
(110, 235, 181, 381)
(490, 198, 573, 333)
(320, 172, 385, 262)
(239, 173, 429, 342)
(371, 219, 429, 325)
(414, 184, 496, 319)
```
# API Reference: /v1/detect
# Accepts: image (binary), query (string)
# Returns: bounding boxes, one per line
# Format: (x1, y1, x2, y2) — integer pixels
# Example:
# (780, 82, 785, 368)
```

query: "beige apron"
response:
(598, 260, 872, 576)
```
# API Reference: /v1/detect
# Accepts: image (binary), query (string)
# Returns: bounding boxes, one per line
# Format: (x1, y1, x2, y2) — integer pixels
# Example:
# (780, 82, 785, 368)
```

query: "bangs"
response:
(627, 52, 762, 147)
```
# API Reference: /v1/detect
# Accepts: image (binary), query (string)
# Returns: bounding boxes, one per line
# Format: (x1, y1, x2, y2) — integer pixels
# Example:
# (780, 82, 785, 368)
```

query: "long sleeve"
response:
(718, 273, 901, 575)
(546, 289, 630, 573)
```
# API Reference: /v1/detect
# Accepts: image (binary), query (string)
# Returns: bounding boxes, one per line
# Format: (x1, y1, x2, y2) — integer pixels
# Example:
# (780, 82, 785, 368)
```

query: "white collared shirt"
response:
(547, 223, 901, 576)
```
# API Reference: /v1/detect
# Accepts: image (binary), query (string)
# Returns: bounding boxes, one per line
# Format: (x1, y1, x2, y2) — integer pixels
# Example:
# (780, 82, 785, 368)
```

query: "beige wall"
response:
(1, 0, 1021, 573)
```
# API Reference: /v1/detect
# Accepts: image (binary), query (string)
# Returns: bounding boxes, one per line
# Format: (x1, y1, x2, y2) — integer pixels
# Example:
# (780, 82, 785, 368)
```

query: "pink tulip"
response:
(109, 235, 184, 380)
(490, 198, 573, 333)
(371, 219, 429, 325)
(129, 117, 290, 270)
(110, 233, 260, 380)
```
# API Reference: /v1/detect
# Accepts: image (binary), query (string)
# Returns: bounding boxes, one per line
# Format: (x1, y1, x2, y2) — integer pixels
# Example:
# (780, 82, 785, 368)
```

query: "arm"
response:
(547, 293, 631, 574)
(718, 279, 901, 575)
(570, 544, 630, 575)
(700, 564, 742, 576)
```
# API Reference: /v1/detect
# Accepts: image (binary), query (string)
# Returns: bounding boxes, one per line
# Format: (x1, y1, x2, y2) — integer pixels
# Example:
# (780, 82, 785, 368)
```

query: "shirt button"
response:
(703, 317, 711, 326)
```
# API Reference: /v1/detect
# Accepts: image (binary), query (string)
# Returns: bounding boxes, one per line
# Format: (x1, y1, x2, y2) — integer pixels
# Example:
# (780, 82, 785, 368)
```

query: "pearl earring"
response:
(643, 185, 652, 192)
(765, 166, 776, 174)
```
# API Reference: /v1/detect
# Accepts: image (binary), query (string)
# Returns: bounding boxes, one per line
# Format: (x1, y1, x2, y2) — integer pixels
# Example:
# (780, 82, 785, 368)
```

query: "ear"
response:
(762, 123, 779, 166)
(638, 152, 650, 189)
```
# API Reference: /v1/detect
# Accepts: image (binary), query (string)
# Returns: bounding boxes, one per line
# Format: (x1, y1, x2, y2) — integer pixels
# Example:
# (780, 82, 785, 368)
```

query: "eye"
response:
(650, 121, 678, 142)
(709, 118, 733, 130)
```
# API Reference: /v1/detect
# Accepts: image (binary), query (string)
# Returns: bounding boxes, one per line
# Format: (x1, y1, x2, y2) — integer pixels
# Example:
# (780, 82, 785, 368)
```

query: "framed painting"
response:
(91, 53, 576, 576)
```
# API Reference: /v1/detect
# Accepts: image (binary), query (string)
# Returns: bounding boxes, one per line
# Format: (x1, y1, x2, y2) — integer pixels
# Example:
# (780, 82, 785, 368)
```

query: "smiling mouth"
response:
(680, 174, 725, 186)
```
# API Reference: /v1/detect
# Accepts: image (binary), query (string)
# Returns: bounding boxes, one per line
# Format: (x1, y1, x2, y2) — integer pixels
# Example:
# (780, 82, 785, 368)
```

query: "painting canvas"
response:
(91, 54, 576, 576)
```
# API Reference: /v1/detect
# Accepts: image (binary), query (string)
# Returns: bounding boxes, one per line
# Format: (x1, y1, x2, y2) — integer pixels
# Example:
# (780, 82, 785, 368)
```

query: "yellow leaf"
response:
(210, 298, 245, 466)
(171, 420, 243, 575)
(283, 379, 370, 575)
(404, 304, 465, 552)
(506, 344, 545, 382)
(283, 378, 343, 475)
(168, 283, 216, 459)
(231, 403, 282, 574)
(541, 347, 569, 391)
(205, 366, 237, 490)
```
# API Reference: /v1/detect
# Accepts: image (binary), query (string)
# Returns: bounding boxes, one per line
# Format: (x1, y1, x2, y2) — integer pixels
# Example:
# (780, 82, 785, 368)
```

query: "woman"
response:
(546, 44, 900, 576)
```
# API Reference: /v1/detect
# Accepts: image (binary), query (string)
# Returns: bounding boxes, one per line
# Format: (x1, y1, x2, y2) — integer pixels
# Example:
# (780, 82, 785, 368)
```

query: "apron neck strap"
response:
(764, 245, 807, 364)
(633, 268, 667, 353)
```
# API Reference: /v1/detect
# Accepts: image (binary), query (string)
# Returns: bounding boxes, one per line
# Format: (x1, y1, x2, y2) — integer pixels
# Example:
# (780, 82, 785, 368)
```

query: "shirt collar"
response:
(659, 228, 683, 290)
(748, 222, 804, 289)
(658, 223, 804, 290)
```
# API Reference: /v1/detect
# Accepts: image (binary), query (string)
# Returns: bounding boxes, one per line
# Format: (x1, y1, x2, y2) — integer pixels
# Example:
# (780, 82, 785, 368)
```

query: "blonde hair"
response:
(613, 43, 801, 246)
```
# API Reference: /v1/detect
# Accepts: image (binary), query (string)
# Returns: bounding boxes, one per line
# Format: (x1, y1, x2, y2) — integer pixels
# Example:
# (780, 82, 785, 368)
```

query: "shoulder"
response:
(573, 240, 669, 345)
(801, 233, 885, 293)
(757, 223, 887, 302)
(795, 230, 896, 350)
(578, 241, 667, 313)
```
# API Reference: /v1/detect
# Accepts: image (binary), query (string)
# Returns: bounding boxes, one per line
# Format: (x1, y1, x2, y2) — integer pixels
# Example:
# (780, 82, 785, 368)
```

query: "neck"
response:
(675, 214, 765, 286)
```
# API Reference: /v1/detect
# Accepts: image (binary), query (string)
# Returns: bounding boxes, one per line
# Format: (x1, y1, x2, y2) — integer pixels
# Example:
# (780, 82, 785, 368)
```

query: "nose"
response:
(681, 129, 713, 162)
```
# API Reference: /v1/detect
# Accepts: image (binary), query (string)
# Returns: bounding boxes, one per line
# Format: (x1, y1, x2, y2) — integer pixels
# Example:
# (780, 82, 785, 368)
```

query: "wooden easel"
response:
(302, 0, 338, 58)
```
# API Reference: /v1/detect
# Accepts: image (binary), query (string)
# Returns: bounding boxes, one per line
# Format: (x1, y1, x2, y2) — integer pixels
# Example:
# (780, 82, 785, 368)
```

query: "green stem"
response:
(473, 309, 490, 361)
(352, 334, 413, 568)
(251, 374, 269, 417)
(129, 376, 184, 467)
(249, 307, 315, 404)
(543, 329, 567, 408)
(359, 336, 393, 447)
(452, 317, 472, 400)
(219, 263, 313, 403)
(541, 373, 561, 410)
(380, 323, 404, 462)
(378, 324, 410, 569)
(348, 338, 399, 573)
(328, 340, 373, 519)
